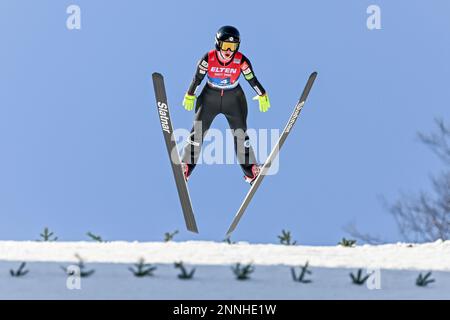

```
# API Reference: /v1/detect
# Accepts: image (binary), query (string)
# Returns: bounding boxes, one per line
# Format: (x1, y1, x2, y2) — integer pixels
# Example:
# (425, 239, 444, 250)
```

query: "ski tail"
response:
(226, 72, 318, 236)
(152, 72, 199, 233)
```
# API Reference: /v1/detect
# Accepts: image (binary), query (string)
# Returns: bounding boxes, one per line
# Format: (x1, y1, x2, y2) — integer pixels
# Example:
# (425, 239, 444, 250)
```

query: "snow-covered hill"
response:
(0, 240, 449, 299)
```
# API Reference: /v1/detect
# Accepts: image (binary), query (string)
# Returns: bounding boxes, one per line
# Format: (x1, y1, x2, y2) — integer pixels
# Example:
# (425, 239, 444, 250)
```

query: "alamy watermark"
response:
(66, 5, 81, 30)
(367, 5, 382, 30)
(66, 265, 82, 290)
(171, 125, 282, 175)
(366, 268, 382, 290)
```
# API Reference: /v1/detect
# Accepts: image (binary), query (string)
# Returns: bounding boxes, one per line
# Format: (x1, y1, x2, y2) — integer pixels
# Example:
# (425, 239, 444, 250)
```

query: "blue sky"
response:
(0, 0, 449, 244)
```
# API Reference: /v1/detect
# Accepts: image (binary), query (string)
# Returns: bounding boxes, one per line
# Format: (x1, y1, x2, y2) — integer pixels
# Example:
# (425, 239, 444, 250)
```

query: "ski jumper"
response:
(181, 50, 266, 178)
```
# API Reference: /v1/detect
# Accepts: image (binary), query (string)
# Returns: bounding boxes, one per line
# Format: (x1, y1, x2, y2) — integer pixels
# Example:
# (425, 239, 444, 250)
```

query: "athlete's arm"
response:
(187, 53, 209, 95)
(240, 55, 266, 96)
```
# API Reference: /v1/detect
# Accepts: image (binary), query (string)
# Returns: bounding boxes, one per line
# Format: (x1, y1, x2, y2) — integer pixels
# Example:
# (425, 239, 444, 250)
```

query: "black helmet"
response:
(215, 25, 240, 51)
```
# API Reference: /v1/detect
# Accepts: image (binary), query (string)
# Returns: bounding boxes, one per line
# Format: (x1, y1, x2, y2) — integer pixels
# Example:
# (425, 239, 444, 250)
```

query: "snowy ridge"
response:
(0, 240, 449, 271)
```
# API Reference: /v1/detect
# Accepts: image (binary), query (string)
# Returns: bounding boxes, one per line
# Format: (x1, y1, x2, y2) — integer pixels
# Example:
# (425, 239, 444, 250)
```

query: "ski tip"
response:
(152, 72, 163, 80)
(310, 71, 318, 78)
(188, 225, 199, 234)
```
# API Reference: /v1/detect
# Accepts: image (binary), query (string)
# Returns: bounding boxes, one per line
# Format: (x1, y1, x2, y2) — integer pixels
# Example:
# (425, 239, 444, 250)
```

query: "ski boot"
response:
(181, 162, 192, 182)
(244, 164, 261, 185)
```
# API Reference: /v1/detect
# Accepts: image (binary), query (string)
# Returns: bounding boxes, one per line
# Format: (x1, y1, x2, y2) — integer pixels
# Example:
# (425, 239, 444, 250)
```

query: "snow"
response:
(0, 240, 449, 299)
(1, 240, 449, 270)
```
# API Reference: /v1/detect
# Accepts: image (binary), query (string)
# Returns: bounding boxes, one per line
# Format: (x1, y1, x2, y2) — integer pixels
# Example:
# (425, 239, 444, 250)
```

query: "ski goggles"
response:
(219, 41, 239, 52)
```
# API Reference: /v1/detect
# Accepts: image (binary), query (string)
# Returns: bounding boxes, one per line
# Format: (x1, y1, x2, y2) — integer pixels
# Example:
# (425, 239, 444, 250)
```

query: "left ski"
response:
(226, 72, 318, 236)
(152, 72, 199, 233)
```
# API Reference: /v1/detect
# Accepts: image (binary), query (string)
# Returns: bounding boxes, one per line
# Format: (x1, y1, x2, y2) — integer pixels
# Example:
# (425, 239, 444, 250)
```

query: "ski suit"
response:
(181, 50, 266, 178)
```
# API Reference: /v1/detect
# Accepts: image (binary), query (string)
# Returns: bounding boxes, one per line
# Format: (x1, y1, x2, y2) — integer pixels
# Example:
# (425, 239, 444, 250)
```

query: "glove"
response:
(182, 93, 196, 111)
(253, 94, 271, 112)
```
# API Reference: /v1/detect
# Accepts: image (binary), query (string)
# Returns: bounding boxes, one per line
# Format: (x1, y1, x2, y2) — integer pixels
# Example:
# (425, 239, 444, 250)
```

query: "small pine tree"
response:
(291, 262, 312, 283)
(278, 229, 297, 245)
(10, 262, 29, 277)
(416, 272, 435, 287)
(86, 232, 103, 242)
(223, 236, 236, 244)
(164, 230, 179, 242)
(38, 227, 58, 242)
(350, 269, 371, 285)
(232, 263, 254, 280)
(338, 238, 357, 247)
(61, 254, 95, 278)
(128, 258, 157, 277)
(174, 261, 195, 280)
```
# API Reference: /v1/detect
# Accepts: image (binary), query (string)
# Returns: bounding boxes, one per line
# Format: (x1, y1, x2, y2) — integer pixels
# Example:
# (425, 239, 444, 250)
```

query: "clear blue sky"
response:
(1, 1, 449, 244)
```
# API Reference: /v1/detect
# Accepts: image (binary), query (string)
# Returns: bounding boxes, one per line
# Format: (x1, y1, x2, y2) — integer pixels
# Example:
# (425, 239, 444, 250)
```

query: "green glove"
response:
(253, 94, 271, 112)
(182, 93, 196, 111)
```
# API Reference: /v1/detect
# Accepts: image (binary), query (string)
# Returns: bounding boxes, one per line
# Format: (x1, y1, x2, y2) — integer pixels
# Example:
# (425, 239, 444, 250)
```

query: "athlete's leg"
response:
(222, 86, 257, 178)
(181, 87, 220, 178)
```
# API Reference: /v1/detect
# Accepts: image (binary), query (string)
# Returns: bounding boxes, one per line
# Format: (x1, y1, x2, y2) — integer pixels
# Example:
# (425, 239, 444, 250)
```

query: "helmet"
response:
(215, 26, 240, 52)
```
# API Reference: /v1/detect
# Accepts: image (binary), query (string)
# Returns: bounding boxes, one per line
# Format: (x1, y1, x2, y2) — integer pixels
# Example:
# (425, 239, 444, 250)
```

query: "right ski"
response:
(152, 72, 199, 233)
(226, 72, 318, 236)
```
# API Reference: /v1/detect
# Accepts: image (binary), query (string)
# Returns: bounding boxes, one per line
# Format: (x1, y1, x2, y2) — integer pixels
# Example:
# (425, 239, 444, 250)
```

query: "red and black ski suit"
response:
(182, 50, 267, 178)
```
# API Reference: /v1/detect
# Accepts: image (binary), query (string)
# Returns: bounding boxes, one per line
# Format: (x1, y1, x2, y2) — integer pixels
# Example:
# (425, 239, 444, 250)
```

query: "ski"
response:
(152, 72, 199, 233)
(226, 72, 318, 236)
